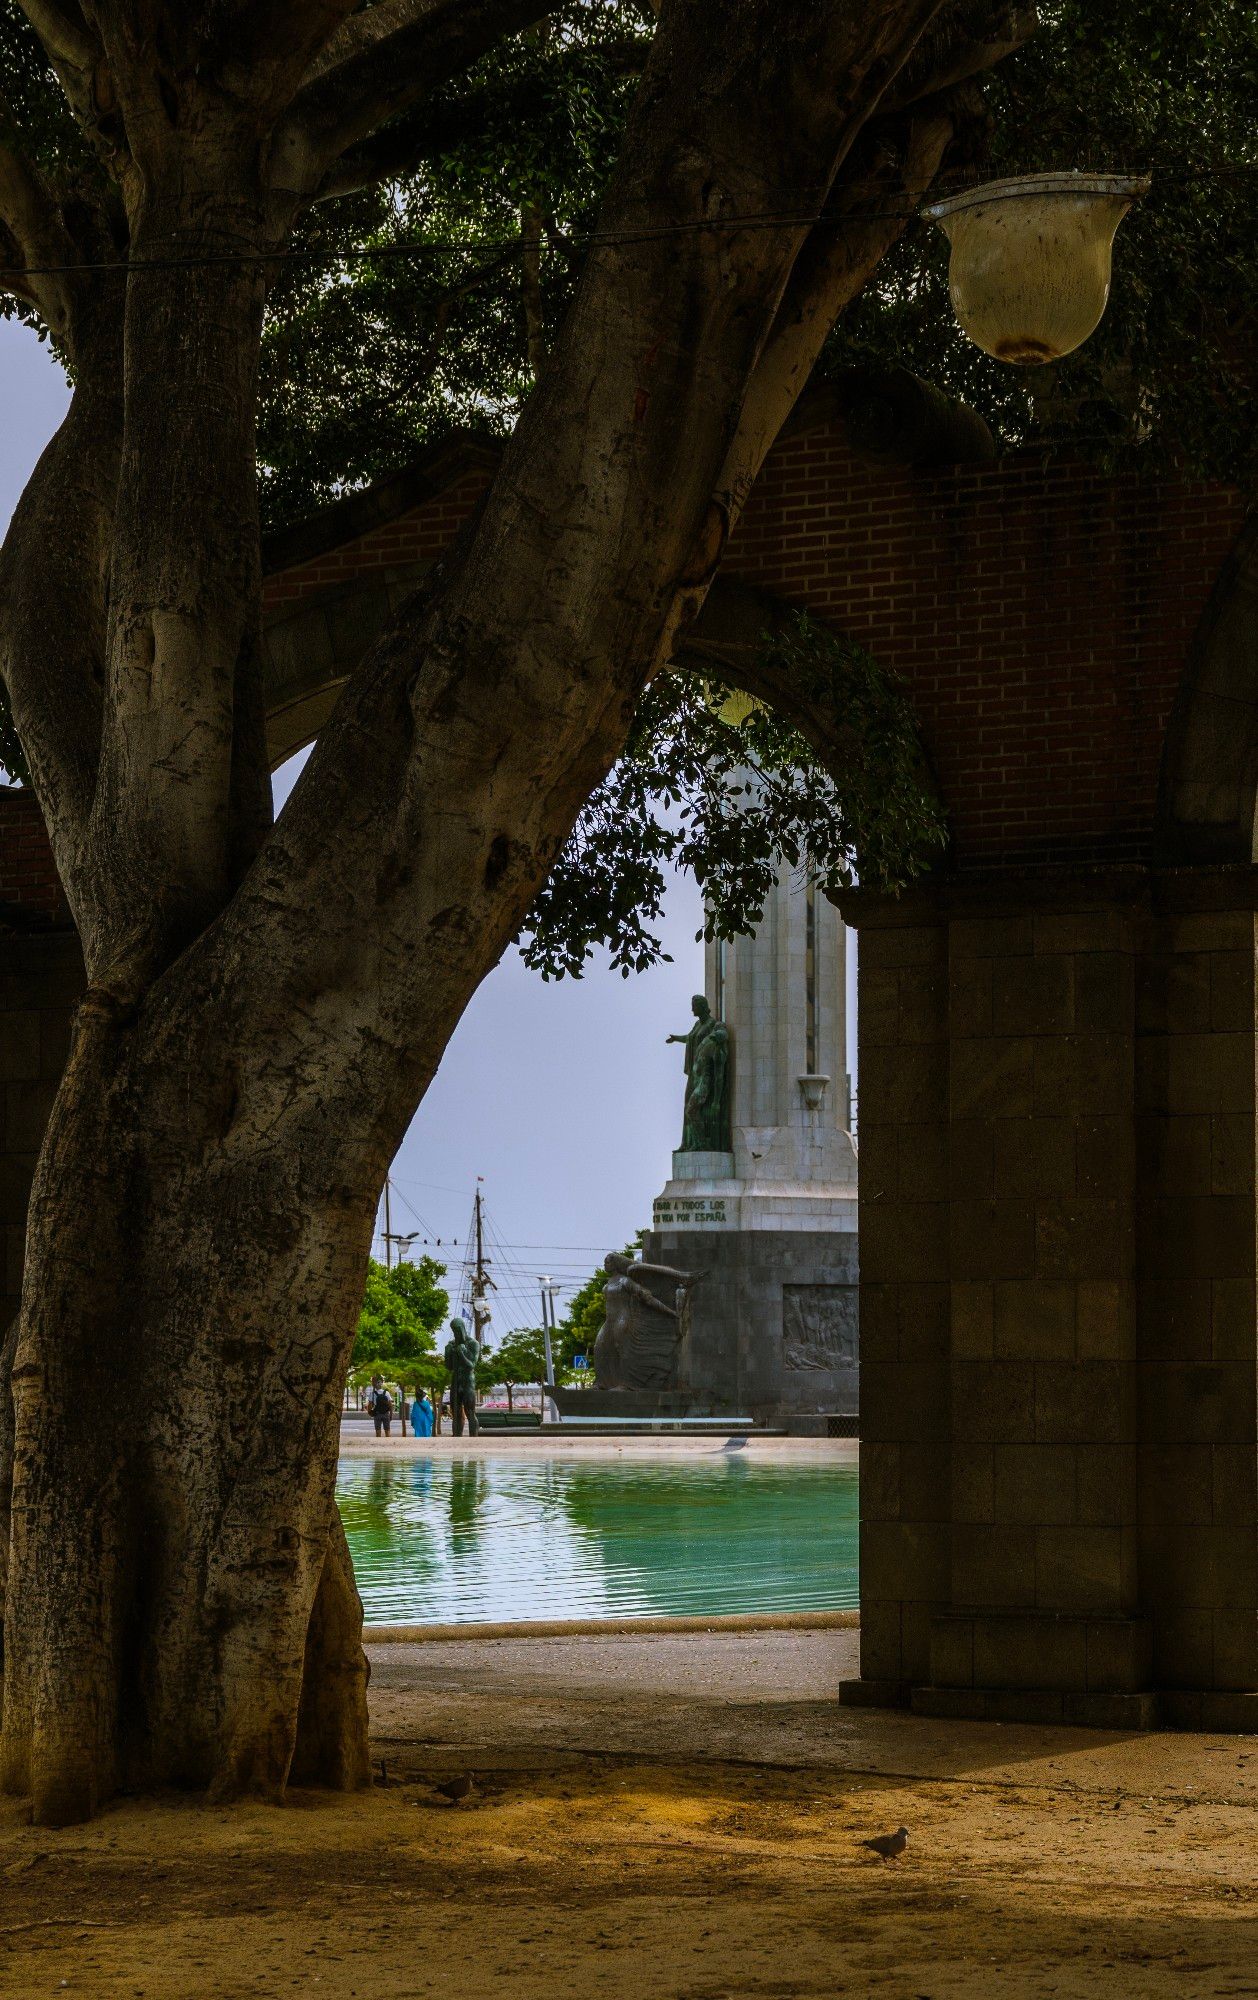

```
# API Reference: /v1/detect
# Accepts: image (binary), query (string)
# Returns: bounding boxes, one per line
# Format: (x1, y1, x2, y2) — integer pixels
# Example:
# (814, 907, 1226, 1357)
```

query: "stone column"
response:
(842, 868, 1258, 1729)
(1136, 889, 1258, 1724)
(713, 864, 852, 1139)
(647, 860, 859, 1428)
(845, 900, 951, 1693)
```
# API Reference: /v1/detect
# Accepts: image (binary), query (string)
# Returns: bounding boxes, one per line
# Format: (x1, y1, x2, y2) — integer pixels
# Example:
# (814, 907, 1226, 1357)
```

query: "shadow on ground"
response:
(2, 1627, 1255, 1997)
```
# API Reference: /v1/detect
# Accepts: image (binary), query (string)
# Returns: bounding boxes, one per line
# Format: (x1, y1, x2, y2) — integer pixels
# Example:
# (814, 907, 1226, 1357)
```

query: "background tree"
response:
(399, 1349, 449, 1419)
(0, 0, 1043, 1827)
(480, 1326, 554, 1408)
(349, 1255, 448, 1389)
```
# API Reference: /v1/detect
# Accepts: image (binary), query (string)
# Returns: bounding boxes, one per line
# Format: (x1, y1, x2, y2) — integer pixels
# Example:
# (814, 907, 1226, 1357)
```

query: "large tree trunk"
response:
(0, 994, 372, 1824)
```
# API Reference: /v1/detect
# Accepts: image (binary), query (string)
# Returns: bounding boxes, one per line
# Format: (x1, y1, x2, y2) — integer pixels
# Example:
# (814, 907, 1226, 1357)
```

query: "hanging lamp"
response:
(924, 171, 1150, 366)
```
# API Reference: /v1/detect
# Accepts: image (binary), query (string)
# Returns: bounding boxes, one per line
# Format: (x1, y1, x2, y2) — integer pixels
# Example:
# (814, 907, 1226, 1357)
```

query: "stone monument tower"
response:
(642, 859, 860, 1429)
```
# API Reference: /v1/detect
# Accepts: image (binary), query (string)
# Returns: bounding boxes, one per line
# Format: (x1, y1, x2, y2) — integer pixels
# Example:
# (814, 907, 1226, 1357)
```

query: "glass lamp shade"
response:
(712, 688, 761, 727)
(925, 172, 1149, 366)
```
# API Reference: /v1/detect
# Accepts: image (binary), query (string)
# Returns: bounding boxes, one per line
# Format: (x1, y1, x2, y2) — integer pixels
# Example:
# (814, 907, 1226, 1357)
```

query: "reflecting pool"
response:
(336, 1450, 859, 1626)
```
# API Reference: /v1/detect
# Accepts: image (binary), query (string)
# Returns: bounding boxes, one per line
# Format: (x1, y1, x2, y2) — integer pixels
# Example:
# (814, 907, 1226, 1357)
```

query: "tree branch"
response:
(212, 0, 362, 123)
(306, 75, 515, 200)
(712, 4, 1035, 518)
(880, 0, 1037, 110)
(0, 112, 76, 333)
(15, 0, 103, 138)
(307, 30, 649, 203)
(15, 0, 94, 70)
(298, 0, 446, 85)
(275, 0, 556, 191)
(714, 105, 959, 520)
(308, 99, 470, 201)
(520, 198, 546, 378)
(0, 345, 122, 942)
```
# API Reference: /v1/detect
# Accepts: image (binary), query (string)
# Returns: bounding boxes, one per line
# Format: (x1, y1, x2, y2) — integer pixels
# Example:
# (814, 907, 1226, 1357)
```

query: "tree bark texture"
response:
(1, 984, 374, 1821)
(0, 312, 122, 938)
(0, 0, 1021, 1824)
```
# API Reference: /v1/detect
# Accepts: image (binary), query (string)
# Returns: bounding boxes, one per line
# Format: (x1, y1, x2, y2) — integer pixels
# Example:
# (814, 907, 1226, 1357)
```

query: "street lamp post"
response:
(382, 1228, 419, 1265)
(539, 1277, 560, 1423)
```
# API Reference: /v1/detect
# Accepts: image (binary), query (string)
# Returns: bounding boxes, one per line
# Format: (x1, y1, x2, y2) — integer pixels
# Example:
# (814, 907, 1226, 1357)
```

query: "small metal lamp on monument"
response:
(925, 171, 1150, 366)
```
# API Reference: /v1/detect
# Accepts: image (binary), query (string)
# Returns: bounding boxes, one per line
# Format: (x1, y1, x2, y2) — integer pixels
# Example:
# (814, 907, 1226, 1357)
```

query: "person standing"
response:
(368, 1373, 394, 1438)
(412, 1391, 434, 1438)
(443, 1317, 481, 1437)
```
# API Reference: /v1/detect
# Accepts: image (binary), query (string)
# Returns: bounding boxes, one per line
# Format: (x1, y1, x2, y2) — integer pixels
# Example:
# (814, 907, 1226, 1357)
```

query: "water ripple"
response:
(337, 1453, 859, 1626)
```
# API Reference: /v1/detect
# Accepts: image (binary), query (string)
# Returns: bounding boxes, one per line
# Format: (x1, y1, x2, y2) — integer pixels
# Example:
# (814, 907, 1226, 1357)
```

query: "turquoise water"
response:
(336, 1451, 859, 1627)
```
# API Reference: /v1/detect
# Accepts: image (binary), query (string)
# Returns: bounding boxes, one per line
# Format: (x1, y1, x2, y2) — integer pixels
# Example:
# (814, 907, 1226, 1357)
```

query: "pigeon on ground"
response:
(862, 1826, 908, 1860)
(434, 1773, 476, 1806)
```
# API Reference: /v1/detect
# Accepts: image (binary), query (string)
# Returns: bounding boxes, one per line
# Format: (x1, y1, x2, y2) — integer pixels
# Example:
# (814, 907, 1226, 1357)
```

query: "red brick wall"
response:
(5, 434, 1246, 896)
(261, 470, 489, 613)
(724, 433, 1243, 868)
(258, 428, 1244, 870)
(0, 789, 68, 928)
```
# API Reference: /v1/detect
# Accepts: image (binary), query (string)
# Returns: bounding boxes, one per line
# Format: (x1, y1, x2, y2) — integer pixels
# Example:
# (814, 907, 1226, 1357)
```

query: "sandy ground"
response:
(3, 1625, 1257, 1998)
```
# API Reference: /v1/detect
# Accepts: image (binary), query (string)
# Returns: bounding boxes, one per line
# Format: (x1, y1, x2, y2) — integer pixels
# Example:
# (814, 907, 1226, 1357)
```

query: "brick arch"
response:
(259, 437, 503, 771)
(259, 555, 814, 775)
(258, 373, 994, 779)
(262, 562, 428, 770)
(1158, 512, 1258, 865)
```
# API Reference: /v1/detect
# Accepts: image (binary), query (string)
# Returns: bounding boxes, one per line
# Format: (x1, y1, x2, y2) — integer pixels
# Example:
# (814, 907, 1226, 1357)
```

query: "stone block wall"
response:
(855, 907, 951, 1686)
(847, 868, 1258, 1727)
(1135, 896, 1258, 1711)
(644, 1224, 859, 1426)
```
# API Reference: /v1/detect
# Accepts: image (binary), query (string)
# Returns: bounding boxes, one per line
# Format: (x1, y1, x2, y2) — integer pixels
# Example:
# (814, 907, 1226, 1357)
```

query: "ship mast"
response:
(467, 1178, 495, 1350)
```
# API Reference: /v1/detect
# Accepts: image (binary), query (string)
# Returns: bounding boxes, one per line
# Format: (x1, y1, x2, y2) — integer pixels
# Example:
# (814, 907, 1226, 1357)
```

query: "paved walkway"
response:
(368, 1623, 1258, 1797)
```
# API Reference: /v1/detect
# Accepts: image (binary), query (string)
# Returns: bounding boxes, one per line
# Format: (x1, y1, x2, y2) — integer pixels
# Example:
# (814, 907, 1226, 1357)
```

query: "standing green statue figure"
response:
(443, 1315, 481, 1438)
(667, 995, 731, 1153)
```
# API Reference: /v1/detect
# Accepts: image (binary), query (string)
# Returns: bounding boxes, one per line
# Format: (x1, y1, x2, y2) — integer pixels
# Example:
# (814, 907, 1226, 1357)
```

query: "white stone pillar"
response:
(654, 859, 857, 1236)
(647, 858, 859, 1426)
(709, 859, 853, 1158)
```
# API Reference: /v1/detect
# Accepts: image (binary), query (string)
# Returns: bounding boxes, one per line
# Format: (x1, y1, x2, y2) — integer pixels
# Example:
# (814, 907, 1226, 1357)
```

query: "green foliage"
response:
(402, 1351, 450, 1400)
(250, 0, 1258, 539)
(350, 1256, 448, 1383)
(0, 7, 93, 195)
(520, 615, 947, 977)
(256, 4, 646, 527)
(484, 1327, 553, 1391)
